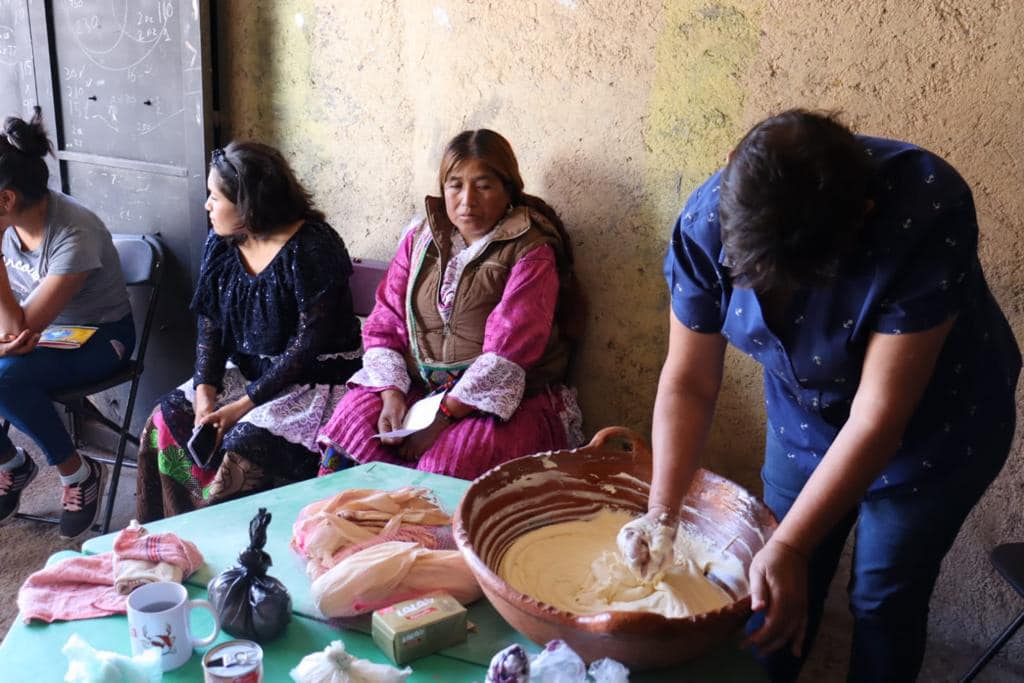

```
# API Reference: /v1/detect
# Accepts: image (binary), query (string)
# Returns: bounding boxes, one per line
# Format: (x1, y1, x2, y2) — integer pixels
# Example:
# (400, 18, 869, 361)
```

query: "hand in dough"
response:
(616, 509, 677, 581)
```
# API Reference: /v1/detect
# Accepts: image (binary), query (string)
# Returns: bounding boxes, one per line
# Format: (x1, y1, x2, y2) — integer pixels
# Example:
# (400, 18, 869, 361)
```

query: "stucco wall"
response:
(218, 1, 1023, 678)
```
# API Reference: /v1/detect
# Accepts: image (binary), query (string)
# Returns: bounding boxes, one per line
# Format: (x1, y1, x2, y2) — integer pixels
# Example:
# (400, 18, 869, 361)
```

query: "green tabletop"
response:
(1, 551, 480, 682)
(76, 463, 765, 681)
(83, 463, 469, 618)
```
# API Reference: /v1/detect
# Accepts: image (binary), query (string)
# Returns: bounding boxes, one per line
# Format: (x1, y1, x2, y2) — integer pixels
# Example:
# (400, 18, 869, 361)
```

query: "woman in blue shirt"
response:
(621, 110, 1020, 681)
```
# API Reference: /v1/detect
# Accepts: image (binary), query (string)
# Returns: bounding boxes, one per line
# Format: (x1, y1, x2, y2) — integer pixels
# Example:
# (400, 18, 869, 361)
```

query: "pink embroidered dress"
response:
(317, 213, 583, 480)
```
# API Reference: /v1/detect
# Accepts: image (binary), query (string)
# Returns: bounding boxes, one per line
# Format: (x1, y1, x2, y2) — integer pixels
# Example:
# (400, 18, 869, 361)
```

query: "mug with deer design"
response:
(127, 581, 220, 671)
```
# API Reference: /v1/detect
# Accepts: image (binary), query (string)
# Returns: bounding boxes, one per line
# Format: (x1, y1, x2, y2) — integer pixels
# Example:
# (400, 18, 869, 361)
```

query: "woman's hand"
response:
(616, 507, 678, 580)
(397, 413, 447, 461)
(197, 395, 254, 450)
(193, 384, 218, 427)
(744, 538, 809, 657)
(377, 389, 408, 446)
(0, 329, 40, 357)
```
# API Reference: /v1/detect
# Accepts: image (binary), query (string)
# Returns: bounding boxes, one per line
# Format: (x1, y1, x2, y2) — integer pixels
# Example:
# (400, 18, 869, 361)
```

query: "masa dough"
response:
(498, 508, 743, 618)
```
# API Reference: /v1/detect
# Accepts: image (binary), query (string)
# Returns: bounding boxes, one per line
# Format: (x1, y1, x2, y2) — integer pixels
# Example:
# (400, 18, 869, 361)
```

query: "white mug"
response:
(127, 581, 220, 671)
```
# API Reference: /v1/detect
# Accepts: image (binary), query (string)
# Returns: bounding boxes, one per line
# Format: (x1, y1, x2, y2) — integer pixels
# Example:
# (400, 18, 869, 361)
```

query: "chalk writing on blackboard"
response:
(63, 0, 175, 74)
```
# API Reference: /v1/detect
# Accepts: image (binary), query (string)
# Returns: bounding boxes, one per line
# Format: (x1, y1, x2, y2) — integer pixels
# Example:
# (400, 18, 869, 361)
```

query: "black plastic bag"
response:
(208, 507, 292, 642)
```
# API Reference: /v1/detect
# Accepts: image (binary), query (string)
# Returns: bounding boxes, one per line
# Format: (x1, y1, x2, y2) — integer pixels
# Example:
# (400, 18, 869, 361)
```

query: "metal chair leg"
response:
(960, 609, 1024, 682)
(99, 378, 142, 534)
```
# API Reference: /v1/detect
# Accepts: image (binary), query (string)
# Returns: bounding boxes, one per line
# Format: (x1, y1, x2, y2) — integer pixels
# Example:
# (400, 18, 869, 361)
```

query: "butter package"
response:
(371, 592, 468, 665)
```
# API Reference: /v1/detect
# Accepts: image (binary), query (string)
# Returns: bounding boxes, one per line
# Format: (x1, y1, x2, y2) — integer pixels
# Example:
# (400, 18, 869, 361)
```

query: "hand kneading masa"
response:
(498, 508, 746, 618)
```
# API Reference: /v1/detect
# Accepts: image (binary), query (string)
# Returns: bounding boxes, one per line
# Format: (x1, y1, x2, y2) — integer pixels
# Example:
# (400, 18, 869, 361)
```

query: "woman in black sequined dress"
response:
(135, 142, 362, 520)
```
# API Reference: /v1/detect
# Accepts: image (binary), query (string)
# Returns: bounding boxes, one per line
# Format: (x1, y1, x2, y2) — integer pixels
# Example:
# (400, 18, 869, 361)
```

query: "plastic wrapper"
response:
(208, 507, 292, 642)
(530, 640, 587, 682)
(487, 641, 630, 683)
(486, 644, 530, 682)
(62, 634, 161, 683)
(290, 640, 411, 683)
(311, 540, 481, 617)
(587, 658, 630, 683)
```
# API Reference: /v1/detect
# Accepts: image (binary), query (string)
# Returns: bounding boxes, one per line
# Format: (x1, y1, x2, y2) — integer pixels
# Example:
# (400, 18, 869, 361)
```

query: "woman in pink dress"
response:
(317, 129, 584, 480)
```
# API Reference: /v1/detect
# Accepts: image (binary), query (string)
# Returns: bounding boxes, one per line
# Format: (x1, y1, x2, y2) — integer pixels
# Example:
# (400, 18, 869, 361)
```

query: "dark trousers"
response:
(0, 316, 135, 465)
(747, 416, 1014, 682)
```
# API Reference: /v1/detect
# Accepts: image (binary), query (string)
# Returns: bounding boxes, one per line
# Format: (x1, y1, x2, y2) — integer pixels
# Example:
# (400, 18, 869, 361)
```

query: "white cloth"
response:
(181, 365, 346, 452)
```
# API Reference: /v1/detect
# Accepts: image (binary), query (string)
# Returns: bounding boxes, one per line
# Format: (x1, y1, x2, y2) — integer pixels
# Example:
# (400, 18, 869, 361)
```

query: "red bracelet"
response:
(437, 396, 460, 422)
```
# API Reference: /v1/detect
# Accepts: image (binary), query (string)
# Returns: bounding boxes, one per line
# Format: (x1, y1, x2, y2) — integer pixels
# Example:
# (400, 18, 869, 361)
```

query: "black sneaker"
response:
(59, 456, 105, 539)
(0, 449, 38, 523)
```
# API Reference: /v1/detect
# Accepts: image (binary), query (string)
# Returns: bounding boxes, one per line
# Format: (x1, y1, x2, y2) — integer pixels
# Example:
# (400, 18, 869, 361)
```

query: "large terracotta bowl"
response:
(452, 426, 778, 671)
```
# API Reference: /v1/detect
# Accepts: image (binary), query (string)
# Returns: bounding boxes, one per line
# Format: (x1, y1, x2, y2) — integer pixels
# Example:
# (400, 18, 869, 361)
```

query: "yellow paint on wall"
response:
(262, 1, 334, 158)
(644, 1, 759, 225)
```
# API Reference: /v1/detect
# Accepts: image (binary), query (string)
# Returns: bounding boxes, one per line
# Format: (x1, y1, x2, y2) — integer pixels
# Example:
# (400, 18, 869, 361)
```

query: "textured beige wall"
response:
(218, 1, 1023, 677)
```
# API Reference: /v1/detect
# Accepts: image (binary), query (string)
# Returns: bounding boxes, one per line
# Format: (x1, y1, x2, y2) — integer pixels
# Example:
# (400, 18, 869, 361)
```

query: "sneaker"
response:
(0, 448, 38, 524)
(59, 456, 105, 539)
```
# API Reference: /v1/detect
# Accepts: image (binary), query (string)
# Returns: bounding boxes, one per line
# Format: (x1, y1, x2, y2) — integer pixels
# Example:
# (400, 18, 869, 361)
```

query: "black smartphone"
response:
(187, 422, 219, 468)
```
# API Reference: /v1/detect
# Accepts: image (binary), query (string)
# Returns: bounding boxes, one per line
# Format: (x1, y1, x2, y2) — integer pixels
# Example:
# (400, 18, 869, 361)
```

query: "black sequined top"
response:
(191, 220, 363, 405)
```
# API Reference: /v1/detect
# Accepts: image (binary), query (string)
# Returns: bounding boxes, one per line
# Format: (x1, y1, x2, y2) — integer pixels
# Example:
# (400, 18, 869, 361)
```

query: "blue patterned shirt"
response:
(665, 136, 1020, 494)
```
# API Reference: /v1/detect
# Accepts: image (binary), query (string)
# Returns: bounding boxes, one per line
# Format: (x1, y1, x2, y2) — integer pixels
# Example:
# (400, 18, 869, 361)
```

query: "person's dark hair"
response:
(0, 107, 53, 205)
(718, 109, 873, 291)
(438, 129, 587, 344)
(209, 141, 324, 236)
(438, 130, 577, 266)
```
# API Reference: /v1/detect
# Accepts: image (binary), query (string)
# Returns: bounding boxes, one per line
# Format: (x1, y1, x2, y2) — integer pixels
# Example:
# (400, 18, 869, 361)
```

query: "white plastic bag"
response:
(310, 541, 481, 617)
(530, 640, 587, 683)
(62, 634, 161, 683)
(290, 640, 412, 683)
(587, 658, 630, 683)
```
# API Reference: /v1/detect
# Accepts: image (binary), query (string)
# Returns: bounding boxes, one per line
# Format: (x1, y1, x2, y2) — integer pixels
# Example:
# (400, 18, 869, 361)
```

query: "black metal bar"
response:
(100, 376, 141, 534)
(960, 609, 1024, 682)
(99, 236, 163, 534)
(13, 511, 102, 533)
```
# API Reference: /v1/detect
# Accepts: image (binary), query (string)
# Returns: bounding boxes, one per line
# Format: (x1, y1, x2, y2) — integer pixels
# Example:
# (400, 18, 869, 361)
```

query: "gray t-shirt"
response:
(2, 191, 130, 325)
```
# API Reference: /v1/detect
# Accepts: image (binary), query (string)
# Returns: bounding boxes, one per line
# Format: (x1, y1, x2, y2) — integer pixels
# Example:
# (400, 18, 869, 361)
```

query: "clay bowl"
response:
(452, 426, 778, 671)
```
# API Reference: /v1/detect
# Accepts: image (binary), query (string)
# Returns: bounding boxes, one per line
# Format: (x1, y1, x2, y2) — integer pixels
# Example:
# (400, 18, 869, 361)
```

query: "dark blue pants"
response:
(748, 416, 1014, 682)
(0, 316, 135, 466)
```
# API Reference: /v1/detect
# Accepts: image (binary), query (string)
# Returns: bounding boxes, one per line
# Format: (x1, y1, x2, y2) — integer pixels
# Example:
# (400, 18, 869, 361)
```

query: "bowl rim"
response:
(451, 427, 776, 635)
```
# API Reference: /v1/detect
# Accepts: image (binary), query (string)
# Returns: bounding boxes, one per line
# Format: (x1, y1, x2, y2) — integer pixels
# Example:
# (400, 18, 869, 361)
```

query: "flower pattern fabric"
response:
(318, 219, 583, 480)
(347, 347, 410, 394)
(666, 135, 1021, 494)
(437, 227, 497, 321)
(448, 352, 525, 421)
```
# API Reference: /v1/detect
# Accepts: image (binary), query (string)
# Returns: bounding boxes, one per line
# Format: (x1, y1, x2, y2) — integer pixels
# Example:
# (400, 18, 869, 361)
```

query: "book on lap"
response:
(37, 325, 98, 349)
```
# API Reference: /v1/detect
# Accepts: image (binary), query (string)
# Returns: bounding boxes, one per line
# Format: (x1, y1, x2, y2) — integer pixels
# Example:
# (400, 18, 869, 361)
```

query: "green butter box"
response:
(371, 592, 468, 665)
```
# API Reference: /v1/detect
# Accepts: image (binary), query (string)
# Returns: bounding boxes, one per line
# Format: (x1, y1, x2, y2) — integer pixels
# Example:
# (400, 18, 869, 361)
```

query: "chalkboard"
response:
(0, 0, 35, 120)
(4, 0, 216, 436)
(52, 0, 192, 166)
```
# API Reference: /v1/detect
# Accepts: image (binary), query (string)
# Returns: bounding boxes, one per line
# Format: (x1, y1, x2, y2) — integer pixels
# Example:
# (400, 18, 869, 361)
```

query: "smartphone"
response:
(187, 422, 219, 468)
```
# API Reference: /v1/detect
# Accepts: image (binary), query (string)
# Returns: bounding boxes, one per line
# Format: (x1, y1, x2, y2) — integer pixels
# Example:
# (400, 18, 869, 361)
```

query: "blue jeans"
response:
(0, 316, 135, 466)
(747, 412, 1014, 682)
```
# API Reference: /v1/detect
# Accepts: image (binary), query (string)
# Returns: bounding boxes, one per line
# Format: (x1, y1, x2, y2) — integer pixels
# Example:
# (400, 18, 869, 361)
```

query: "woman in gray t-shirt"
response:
(0, 108, 134, 539)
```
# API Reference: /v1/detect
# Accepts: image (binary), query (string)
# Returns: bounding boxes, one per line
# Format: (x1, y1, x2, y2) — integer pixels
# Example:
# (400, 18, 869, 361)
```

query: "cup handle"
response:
(187, 598, 220, 648)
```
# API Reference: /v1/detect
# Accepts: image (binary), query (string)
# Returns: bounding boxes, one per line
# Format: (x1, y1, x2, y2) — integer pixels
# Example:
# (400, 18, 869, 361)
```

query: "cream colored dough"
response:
(498, 508, 742, 618)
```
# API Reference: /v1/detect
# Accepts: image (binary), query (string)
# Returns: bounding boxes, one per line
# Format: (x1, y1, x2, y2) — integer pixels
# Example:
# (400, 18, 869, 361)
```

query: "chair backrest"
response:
(350, 257, 388, 318)
(111, 233, 164, 366)
(113, 234, 162, 286)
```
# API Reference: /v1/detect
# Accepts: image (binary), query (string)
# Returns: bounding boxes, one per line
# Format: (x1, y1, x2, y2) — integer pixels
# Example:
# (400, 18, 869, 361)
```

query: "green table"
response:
(48, 463, 763, 681)
(0, 551, 481, 682)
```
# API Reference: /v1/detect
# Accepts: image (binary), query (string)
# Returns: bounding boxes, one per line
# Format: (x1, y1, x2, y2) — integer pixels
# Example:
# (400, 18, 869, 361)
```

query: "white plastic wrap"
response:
(62, 634, 161, 683)
(290, 640, 412, 683)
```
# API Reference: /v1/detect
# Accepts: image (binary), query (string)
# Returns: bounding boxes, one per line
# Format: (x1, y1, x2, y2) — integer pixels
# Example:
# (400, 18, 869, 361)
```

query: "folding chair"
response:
(960, 542, 1024, 681)
(11, 233, 163, 534)
(349, 257, 388, 317)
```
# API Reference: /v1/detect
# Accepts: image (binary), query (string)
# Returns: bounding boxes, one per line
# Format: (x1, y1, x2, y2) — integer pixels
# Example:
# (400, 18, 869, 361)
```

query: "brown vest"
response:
(404, 197, 569, 394)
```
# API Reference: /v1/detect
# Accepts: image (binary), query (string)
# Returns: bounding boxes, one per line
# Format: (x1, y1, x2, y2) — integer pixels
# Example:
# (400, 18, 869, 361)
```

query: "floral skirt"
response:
(136, 367, 348, 521)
